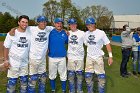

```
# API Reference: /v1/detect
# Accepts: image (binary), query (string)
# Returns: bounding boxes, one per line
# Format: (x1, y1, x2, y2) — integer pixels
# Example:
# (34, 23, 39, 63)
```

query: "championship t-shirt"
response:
(84, 29, 110, 59)
(4, 29, 30, 67)
(29, 26, 54, 59)
(67, 30, 85, 60)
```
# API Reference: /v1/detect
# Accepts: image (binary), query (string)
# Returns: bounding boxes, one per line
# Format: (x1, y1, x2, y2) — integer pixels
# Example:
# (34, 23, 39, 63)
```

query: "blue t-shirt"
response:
(133, 33, 140, 50)
(48, 28, 68, 57)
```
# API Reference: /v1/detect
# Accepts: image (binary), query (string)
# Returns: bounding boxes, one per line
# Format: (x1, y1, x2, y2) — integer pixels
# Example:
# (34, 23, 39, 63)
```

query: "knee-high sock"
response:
(28, 74, 38, 93)
(85, 72, 93, 93)
(38, 72, 47, 93)
(7, 78, 17, 93)
(98, 74, 106, 93)
(20, 75, 28, 93)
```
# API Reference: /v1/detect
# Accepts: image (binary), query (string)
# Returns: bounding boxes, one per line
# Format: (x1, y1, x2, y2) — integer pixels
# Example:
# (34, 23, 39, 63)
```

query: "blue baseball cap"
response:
(37, 16, 48, 22)
(68, 18, 77, 24)
(54, 18, 63, 23)
(85, 17, 96, 25)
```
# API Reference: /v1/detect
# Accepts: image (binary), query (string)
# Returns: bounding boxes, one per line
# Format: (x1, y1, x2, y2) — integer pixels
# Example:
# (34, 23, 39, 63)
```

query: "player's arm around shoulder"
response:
(8, 27, 18, 36)
(46, 26, 54, 32)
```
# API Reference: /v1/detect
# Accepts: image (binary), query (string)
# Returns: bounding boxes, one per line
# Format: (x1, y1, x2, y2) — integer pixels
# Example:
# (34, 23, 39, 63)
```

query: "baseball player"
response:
(67, 18, 85, 93)
(48, 18, 68, 93)
(3, 15, 30, 93)
(27, 16, 54, 93)
(84, 17, 113, 93)
(8, 16, 54, 93)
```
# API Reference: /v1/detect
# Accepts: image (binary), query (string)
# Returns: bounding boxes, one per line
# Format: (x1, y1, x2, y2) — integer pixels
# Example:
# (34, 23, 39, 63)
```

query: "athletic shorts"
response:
(29, 58, 46, 75)
(67, 59, 84, 71)
(85, 56, 105, 74)
(7, 65, 28, 78)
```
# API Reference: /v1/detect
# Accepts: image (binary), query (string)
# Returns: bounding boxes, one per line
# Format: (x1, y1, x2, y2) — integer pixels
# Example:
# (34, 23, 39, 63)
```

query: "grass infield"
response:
(0, 45, 140, 93)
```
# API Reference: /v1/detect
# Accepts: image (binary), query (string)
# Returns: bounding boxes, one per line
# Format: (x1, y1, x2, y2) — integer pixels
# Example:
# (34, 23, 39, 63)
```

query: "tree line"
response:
(0, 0, 113, 33)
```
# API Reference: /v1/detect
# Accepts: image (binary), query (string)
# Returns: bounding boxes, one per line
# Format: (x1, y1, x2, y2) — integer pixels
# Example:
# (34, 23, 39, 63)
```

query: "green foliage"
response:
(0, 12, 18, 33)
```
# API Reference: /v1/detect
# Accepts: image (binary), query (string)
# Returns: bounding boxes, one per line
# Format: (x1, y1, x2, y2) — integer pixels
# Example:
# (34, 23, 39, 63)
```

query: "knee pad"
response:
(68, 71, 75, 81)
(76, 70, 83, 75)
(7, 78, 17, 86)
(30, 74, 38, 81)
(29, 74, 38, 85)
(39, 72, 47, 77)
(98, 74, 105, 79)
(39, 72, 47, 83)
(76, 71, 83, 79)
(7, 78, 17, 93)
(20, 75, 28, 84)
(85, 72, 93, 93)
(85, 72, 93, 82)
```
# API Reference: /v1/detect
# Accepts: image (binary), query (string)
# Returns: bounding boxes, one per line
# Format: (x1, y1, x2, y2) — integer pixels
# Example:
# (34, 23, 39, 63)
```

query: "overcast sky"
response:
(0, 0, 140, 19)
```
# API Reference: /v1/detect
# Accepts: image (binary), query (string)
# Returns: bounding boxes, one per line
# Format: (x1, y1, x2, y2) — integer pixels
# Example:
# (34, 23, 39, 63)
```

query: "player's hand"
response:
(9, 27, 17, 36)
(108, 57, 113, 66)
(4, 60, 11, 69)
(64, 29, 70, 36)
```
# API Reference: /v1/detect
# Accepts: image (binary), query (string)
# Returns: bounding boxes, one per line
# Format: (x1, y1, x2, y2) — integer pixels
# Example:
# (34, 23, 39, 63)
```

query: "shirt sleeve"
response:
(102, 31, 110, 45)
(46, 26, 54, 32)
(3, 33, 12, 48)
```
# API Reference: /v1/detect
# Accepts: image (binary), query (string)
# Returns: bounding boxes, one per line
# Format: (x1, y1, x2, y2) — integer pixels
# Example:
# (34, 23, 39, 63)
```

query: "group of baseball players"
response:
(3, 15, 113, 93)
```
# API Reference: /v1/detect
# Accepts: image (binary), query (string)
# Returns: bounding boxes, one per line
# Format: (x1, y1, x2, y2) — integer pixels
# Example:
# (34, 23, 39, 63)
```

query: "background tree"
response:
(0, 12, 17, 33)
(43, 0, 85, 29)
(0, 1, 113, 33)
(80, 5, 113, 30)
(43, 0, 60, 24)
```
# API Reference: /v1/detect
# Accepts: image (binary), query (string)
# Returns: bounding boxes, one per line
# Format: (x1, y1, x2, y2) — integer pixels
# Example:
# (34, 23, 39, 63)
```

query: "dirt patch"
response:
(0, 42, 4, 64)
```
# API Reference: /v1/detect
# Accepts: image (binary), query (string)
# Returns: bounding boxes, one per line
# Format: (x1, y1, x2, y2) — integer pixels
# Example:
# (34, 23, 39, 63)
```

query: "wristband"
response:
(108, 52, 113, 57)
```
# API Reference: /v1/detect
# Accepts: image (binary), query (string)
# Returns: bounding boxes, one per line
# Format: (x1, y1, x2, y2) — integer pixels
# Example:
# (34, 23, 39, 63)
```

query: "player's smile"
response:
(18, 18, 28, 31)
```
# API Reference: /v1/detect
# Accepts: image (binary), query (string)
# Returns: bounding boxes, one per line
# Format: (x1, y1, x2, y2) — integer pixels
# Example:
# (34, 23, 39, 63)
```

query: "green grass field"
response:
(0, 45, 140, 93)
(0, 37, 5, 41)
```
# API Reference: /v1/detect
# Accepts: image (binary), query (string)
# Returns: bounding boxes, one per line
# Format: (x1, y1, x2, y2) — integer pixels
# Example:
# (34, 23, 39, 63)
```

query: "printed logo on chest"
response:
(87, 35, 96, 45)
(17, 37, 28, 48)
(69, 35, 78, 45)
(35, 32, 47, 42)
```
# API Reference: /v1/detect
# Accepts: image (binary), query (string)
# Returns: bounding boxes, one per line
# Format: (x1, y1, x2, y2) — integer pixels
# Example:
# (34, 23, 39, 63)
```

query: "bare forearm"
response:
(106, 43, 113, 66)
(106, 43, 112, 52)
(4, 47, 9, 61)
